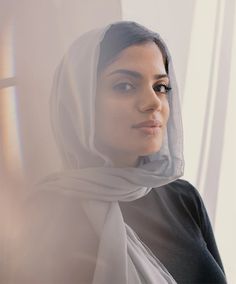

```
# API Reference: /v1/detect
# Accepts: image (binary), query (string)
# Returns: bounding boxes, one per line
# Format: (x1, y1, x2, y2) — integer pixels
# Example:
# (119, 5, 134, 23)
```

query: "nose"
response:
(137, 86, 162, 113)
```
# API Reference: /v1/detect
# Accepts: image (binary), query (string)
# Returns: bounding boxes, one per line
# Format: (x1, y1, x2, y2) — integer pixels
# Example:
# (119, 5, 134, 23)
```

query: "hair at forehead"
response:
(97, 21, 169, 74)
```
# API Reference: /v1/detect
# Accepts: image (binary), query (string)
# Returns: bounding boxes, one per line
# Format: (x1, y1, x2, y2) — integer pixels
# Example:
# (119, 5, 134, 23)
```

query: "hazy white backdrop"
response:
(0, 0, 235, 282)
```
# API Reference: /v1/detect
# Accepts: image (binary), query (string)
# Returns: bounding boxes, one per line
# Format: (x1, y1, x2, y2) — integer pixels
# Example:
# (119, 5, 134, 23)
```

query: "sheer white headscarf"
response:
(40, 21, 184, 284)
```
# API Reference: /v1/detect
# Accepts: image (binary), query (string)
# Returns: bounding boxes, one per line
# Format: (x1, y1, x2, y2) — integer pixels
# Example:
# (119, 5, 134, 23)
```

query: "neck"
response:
(109, 154, 139, 168)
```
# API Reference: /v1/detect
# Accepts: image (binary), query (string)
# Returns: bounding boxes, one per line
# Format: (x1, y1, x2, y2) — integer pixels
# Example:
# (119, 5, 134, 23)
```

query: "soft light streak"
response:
(0, 18, 15, 78)
(0, 17, 23, 181)
(0, 87, 23, 180)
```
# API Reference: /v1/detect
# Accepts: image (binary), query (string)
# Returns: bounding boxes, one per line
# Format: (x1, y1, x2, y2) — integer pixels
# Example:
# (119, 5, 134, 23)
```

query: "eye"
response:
(113, 82, 135, 93)
(153, 83, 172, 94)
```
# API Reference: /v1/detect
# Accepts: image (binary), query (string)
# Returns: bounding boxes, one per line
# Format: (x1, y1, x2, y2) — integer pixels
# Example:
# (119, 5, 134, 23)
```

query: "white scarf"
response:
(40, 21, 184, 284)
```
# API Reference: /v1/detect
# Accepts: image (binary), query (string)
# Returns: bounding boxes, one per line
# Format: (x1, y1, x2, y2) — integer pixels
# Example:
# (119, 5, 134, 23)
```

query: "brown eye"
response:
(154, 84, 172, 94)
(113, 82, 135, 93)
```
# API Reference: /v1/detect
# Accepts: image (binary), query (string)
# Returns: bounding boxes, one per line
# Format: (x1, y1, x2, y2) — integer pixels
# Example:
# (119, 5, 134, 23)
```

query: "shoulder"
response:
(22, 188, 96, 238)
(19, 189, 98, 260)
(153, 179, 206, 227)
(155, 178, 203, 204)
(15, 189, 98, 283)
(158, 178, 199, 194)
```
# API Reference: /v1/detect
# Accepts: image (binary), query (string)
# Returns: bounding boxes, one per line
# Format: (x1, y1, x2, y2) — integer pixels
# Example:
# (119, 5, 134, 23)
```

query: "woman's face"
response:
(95, 42, 170, 167)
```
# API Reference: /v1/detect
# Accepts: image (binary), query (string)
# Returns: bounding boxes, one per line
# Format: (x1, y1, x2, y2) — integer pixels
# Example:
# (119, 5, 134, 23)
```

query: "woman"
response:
(11, 21, 226, 283)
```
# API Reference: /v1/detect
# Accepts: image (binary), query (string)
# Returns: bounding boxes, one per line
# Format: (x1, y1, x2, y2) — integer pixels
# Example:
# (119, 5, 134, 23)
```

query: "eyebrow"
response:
(107, 69, 169, 80)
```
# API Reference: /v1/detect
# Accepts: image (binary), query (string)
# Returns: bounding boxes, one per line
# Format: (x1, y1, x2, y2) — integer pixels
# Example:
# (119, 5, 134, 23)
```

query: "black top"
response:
(8, 179, 227, 284)
(120, 179, 227, 284)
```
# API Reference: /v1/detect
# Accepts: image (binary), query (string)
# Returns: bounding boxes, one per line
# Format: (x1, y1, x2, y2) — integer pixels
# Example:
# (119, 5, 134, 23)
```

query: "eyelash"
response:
(113, 82, 172, 94)
(153, 84, 172, 94)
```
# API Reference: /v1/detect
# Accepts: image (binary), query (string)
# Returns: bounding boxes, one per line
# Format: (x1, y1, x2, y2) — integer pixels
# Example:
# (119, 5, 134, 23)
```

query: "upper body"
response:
(9, 179, 226, 284)
(6, 21, 226, 284)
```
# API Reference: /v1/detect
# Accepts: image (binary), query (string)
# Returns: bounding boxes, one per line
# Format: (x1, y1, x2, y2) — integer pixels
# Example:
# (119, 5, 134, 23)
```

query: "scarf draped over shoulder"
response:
(36, 21, 184, 284)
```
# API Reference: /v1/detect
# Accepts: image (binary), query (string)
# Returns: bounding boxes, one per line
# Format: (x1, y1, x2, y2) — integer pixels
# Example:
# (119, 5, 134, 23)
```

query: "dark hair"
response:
(97, 21, 168, 73)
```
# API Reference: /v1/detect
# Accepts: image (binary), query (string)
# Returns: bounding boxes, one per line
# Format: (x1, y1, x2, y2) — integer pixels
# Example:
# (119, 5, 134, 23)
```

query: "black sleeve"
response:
(192, 183, 225, 274)
(181, 180, 226, 274)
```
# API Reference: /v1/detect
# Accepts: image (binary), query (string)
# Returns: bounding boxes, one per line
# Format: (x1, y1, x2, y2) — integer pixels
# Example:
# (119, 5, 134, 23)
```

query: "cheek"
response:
(95, 99, 130, 140)
(104, 109, 129, 135)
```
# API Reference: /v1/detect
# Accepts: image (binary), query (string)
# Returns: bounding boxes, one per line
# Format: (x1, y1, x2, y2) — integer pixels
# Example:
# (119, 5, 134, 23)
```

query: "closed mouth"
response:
(132, 119, 162, 128)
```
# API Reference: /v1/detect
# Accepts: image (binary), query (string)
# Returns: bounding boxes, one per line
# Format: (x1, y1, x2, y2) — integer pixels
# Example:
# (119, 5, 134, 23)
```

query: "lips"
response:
(132, 119, 162, 128)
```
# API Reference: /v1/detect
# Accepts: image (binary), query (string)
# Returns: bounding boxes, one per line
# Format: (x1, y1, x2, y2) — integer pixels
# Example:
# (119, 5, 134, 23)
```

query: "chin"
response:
(137, 142, 163, 156)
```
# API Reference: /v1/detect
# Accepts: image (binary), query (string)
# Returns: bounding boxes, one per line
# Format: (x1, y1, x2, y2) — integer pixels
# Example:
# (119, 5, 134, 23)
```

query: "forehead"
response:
(100, 42, 166, 76)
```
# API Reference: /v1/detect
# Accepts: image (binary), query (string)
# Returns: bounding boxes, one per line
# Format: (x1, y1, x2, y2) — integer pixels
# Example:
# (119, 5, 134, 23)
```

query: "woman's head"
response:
(95, 22, 171, 167)
(51, 21, 183, 173)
